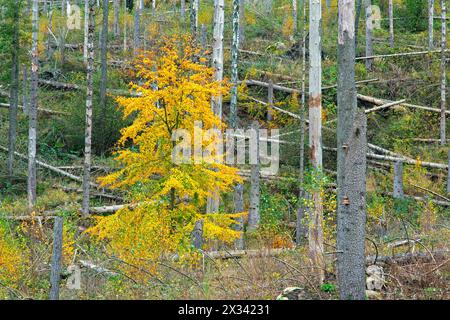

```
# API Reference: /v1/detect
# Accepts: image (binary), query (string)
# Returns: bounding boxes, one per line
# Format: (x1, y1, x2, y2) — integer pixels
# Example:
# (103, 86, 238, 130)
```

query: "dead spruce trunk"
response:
(207, 0, 225, 214)
(230, 0, 244, 249)
(8, 1, 20, 177)
(49, 217, 63, 300)
(191, 0, 199, 36)
(337, 0, 367, 300)
(388, 0, 394, 47)
(364, 0, 373, 71)
(308, 0, 324, 283)
(393, 161, 404, 199)
(297, 0, 308, 245)
(113, 0, 120, 37)
(429, 0, 434, 49)
(99, 0, 109, 154)
(133, 0, 142, 55)
(28, 0, 39, 210)
(248, 121, 261, 231)
(440, 0, 447, 146)
(82, 1, 95, 216)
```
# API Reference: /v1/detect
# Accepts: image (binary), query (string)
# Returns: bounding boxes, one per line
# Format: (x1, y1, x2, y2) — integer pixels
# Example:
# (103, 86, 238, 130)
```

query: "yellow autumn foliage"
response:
(87, 36, 244, 274)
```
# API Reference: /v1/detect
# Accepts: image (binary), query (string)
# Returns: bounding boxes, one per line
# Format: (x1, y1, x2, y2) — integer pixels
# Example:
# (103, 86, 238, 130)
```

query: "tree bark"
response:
(207, 0, 225, 214)
(337, 0, 367, 300)
(440, 0, 447, 146)
(248, 121, 260, 231)
(429, 0, 434, 49)
(393, 161, 404, 199)
(364, 0, 373, 71)
(82, 0, 96, 217)
(296, 0, 308, 245)
(239, 0, 245, 48)
(191, 0, 199, 36)
(181, 0, 185, 20)
(267, 79, 274, 121)
(28, 0, 39, 210)
(447, 150, 450, 194)
(354, 0, 362, 47)
(308, 0, 324, 283)
(8, 1, 20, 177)
(388, 0, 394, 47)
(292, 0, 298, 37)
(100, 0, 109, 154)
(133, 0, 141, 55)
(84, 0, 89, 64)
(49, 216, 63, 300)
(113, 0, 120, 37)
(230, 0, 244, 249)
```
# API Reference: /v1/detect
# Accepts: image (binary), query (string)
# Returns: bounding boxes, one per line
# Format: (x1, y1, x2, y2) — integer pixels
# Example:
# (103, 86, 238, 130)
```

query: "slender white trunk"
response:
(113, 0, 120, 37)
(82, 0, 95, 216)
(84, 0, 89, 64)
(308, 0, 324, 283)
(293, 0, 298, 37)
(191, 0, 199, 36)
(388, 0, 394, 47)
(248, 121, 260, 231)
(28, 0, 39, 210)
(207, 0, 225, 214)
(440, 0, 447, 145)
(364, 0, 373, 71)
(429, 0, 434, 49)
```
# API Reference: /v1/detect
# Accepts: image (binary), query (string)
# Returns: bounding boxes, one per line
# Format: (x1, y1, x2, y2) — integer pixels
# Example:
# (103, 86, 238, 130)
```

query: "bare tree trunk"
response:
(133, 0, 141, 55)
(123, 0, 127, 52)
(293, 0, 298, 37)
(49, 217, 63, 300)
(267, 79, 274, 121)
(230, 0, 244, 249)
(239, 0, 245, 48)
(113, 0, 120, 37)
(84, 0, 89, 64)
(82, 0, 95, 217)
(28, 0, 39, 210)
(393, 161, 404, 199)
(8, 1, 20, 177)
(181, 0, 185, 20)
(354, 0, 362, 47)
(248, 121, 260, 231)
(337, 0, 367, 300)
(429, 0, 434, 49)
(191, 0, 199, 36)
(99, 0, 109, 154)
(297, 0, 308, 245)
(364, 0, 373, 71)
(308, 0, 324, 283)
(388, 0, 394, 47)
(207, 0, 225, 214)
(61, 0, 66, 16)
(440, 0, 447, 146)
(447, 150, 450, 194)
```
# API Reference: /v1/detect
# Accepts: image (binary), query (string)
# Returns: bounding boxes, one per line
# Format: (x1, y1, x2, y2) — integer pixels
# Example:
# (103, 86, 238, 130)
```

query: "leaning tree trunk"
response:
(82, 0, 96, 217)
(440, 0, 447, 146)
(388, 0, 394, 47)
(207, 0, 225, 214)
(230, 0, 244, 249)
(429, 0, 434, 49)
(28, 0, 39, 210)
(113, 0, 120, 37)
(8, 0, 20, 177)
(99, 0, 109, 154)
(364, 0, 373, 71)
(308, 0, 324, 284)
(337, 0, 367, 300)
(296, 0, 308, 245)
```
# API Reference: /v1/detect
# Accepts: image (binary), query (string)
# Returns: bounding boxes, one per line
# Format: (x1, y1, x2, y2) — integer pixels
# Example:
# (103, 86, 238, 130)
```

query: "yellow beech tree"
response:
(87, 36, 244, 273)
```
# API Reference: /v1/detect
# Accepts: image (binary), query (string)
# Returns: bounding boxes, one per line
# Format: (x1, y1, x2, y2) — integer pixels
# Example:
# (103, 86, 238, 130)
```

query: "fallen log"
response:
(56, 185, 123, 201)
(0, 102, 68, 116)
(367, 153, 448, 170)
(356, 49, 449, 60)
(358, 93, 450, 115)
(383, 192, 450, 206)
(367, 249, 449, 266)
(0, 145, 98, 187)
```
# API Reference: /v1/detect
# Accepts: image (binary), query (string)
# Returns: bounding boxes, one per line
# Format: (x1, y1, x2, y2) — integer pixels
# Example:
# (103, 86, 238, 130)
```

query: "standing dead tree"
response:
(82, 0, 96, 217)
(337, 0, 367, 300)
(429, 0, 434, 49)
(364, 0, 373, 71)
(28, 0, 39, 210)
(440, 0, 447, 146)
(49, 217, 63, 300)
(388, 0, 394, 47)
(308, 0, 325, 284)
(248, 121, 261, 231)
